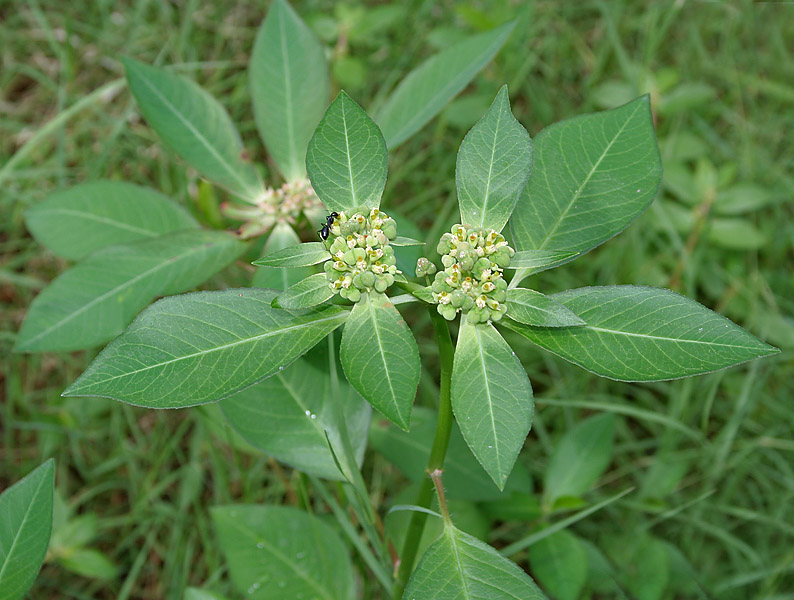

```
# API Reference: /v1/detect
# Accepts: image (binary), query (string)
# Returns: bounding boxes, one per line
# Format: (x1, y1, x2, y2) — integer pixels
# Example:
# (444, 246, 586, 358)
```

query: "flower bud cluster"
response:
(223, 178, 323, 239)
(323, 207, 400, 302)
(431, 224, 515, 324)
(415, 257, 438, 278)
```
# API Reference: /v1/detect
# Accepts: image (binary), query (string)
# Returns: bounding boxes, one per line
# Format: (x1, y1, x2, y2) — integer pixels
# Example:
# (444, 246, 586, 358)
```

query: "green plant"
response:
(9, 3, 781, 600)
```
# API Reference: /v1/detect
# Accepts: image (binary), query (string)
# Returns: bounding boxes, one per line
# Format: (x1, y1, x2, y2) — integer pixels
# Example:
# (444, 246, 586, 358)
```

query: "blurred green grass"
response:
(1, 0, 792, 598)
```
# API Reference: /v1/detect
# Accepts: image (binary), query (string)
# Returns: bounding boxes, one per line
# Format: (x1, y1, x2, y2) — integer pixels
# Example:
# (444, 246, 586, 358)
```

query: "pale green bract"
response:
(451, 321, 533, 489)
(250, 0, 329, 181)
(123, 58, 263, 202)
(456, 85, 532, 233)
(403, 523, 548, 600)
(340, 292, 420, 430)
(307, 91, 388, 213)
(0, 460, 54, 600)
(16, 230, 246, 353)
(211, 505, 353, 600)
(62, 289, 348, 408)
(273, 273, 335, 309)
(376, 22, 515, 149)
(24, 181, 198, 261)
(505, 288, 585, 327)
(501, 286, 778, 381)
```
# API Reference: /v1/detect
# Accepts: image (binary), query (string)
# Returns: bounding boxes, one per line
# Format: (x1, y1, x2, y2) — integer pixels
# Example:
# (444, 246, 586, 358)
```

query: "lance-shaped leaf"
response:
(543, 413, 615, 507)
(510, 96, 662, 281)
(506, 249, 578, 272)
(0, 459, 54, 600)
(61, 289, 348, 408)
(506, 288, 585, 327)
(457, 85, 532, 233)
(501, 286, 778, 382)
(220, 359, 370, 480)
(250, 0, 329, 181)
(211, 505, 353, 600)
(16, 230, 246, 353)
(24, 181, 198, 261)
(452, 321, 533, 489)
(340, 292, 419, 430)
(376, 22, 515, 149)
(306, 91, 387, 213)
(273, 273, 334, 309)
(404, 523, 548, 600)
(528, 530, 588, 600)
(253, 242, 329, 268)
(123, 57, 263, 202)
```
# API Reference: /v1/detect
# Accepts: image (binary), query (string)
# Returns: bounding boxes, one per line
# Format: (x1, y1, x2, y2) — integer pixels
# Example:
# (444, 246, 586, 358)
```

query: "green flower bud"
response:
(438, 303, 458, 321)
(374, 276, 388, 293)
(346, 287, 361, 303)
(492, 289, 506, 303)
(359, 271, 376, 288)
(462, 295, 475, 311)
(467, 308, 485, 324)
(352, 273, 366, 290)
(460, 256, 474, 271)
(384, 273, 395, 287)
(450, 290, 466, 308)
(492, 249, 510, 268)
(343, 250, 357, 266)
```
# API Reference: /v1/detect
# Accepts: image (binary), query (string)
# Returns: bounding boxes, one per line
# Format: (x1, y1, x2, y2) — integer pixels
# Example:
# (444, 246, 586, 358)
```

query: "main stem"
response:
(392, 308, 455, 599)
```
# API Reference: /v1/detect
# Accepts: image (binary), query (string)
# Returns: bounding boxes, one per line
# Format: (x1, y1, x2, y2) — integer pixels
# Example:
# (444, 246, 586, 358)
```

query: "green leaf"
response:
(543, 414, 615, 506)
(273, 273, 334, 309)
(452, 321, 533, 489)
(369, 407, 532, 502)
(185, 589, 232, 600)
(456, 85, 532, 233)
(501, 286, 778, 382)
(122, 57, 263, 201)
(391, 236, 424, 246)
(605, 534, 670, 600)
(403, 523, 547, 600)
(251, 222, 313, 290)
(220, 359, 370, 480)
(376, 22, 515, 149)
(506, 288, 585, 327)
(58, 548, 117, 580)
(250, 0, 329, 181)
(252, 242, 329, 267)
(16, 230, 246, 352)
(0, 459, 54, 600)
(62, 289, 348, 408)
(510, 96, 662, 275)
(340, 292, 419, 430)
(306, 91, 388, 213)
(527, 530, 588, 600)
(24, 181, 198, 261)
(505, 249, 578, 272)
(211, 505, 353, 600)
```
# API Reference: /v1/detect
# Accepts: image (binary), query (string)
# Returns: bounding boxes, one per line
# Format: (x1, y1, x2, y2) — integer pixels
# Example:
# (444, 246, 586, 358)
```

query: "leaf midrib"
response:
(585, 325, 765, 350)
(0, 468, 49, 585)
(536, 101, 643, 250)
(476, 99, 502, 228)
(21, 240, 220, 348)
(474, 324, 501, 477)
(67, 312, 346, 391)
(31, 208, 168, 237)
(366, 294, 399, 416)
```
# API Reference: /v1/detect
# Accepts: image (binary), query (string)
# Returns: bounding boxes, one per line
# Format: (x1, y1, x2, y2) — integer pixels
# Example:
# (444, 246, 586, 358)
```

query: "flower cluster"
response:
(223, 178, 323, 238)
(323, 207, 400, 303)
(430, 224, 515, 323)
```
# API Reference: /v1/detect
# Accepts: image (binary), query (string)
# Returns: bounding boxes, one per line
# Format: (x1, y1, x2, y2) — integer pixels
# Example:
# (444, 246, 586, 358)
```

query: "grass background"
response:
(1, 0, 793, 598)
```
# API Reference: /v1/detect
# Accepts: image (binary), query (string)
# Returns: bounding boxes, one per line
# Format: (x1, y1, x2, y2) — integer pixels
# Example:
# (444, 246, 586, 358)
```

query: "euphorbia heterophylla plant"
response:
(58, 83, 777, 600)
(15, 0, 513, 354)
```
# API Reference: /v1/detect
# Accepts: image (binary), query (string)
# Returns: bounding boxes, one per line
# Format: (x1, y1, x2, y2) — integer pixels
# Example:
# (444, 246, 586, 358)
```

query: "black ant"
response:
(317, 212, 339, 241)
